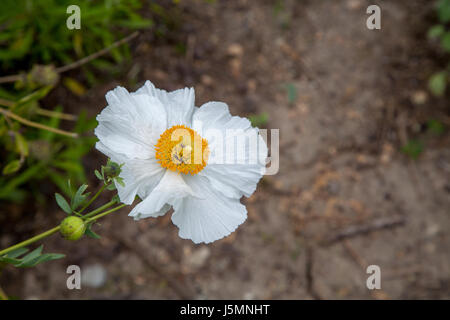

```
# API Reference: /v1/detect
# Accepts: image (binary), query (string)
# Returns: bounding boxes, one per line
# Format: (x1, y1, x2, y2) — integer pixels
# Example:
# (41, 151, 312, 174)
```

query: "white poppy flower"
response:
(95, 80, 267, 244)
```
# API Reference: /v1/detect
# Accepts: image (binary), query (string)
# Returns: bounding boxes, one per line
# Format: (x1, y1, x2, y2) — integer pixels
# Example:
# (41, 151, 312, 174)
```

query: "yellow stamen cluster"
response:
(155, 125, 209, 175)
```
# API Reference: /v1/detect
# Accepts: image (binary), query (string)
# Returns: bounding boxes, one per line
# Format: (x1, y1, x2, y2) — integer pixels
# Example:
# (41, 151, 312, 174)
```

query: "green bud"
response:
(60, 216, 86, 241)
(103, 161, 120, 178)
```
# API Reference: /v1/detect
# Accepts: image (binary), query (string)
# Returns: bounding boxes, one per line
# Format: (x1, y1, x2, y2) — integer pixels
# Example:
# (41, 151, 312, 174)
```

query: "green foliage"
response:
(428, 0, 450, 96)
(428, 71, 447, 96)
(85, 223, 101, 239)
(0, 0, 152, 72)
(401, 140, 424, 160)
(249, 112, 269, 128)
(0, 91, 97, 202)
(0, 245, 64, 268)
(96, 159, 125, 188)
(427, 119, 446, 135)
(55, 192, 72, 214)
(285, 83, 297, 106)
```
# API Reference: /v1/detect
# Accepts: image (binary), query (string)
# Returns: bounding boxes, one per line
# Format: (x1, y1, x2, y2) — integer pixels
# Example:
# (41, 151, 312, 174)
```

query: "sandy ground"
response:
(1, 0, 449, 299)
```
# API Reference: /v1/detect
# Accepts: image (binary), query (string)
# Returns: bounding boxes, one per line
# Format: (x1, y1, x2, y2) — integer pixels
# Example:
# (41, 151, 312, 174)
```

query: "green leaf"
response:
(428, 71, 447, 96)
(427, 119, 445, 135)
(401, 140, 423, 160)
(15, 132, 29, 157)
(19, 253, 65, 268)
(2, 160, 21, 175)
(106, 183, 116, 191)
(94, 169, 103, 181)
(438, 0, 450, 23)
(55, 193, 72, 214)
(428, 25, 445, 39)
(115, 177, 125, 188)
(19, 245, 43, 266)
(441, 32, 450, 51)
(63, 77, 87, 96)
(4, 247, 29, 259)
(249, 112, 269, 127)
(0, 256, 22, 265)
(71, 184, 89, 210)
(85, 224, 101, 239)
(285, 83, 297, 105)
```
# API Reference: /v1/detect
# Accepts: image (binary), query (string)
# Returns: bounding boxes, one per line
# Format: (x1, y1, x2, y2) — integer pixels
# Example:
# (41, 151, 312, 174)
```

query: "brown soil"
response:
(1, 0, 449, 299)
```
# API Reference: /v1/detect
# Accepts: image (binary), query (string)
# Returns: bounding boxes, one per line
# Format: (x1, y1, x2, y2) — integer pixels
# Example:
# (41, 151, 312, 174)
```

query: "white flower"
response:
(95, 80, 267, 244)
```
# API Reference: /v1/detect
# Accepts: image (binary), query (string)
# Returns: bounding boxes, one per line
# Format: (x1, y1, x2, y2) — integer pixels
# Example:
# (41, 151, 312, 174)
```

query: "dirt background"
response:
(1, 0, 449, 299)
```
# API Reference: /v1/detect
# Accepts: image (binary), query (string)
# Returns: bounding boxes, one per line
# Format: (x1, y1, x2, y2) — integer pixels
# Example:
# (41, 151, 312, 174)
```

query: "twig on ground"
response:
(323, 215, 405, 245)
(342, 240, 390, 300)
(305, 245, 323, 300)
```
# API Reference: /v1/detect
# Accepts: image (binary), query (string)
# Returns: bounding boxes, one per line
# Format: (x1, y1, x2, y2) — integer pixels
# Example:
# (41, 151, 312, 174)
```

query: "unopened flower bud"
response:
(60, 216, 86, 241)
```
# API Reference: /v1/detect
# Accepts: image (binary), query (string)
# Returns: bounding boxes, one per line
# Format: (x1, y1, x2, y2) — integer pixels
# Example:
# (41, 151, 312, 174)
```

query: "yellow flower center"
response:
(155, 125, 209, 175)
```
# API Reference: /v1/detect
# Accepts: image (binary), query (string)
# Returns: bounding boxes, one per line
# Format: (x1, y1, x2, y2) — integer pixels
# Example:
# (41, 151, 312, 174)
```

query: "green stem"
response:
(82, 200, 116, 219)
(0, 226, 60, 257)
(85, 204, 126, 224)
(78, 183, 108, 215)
(0, 202, 126, 257)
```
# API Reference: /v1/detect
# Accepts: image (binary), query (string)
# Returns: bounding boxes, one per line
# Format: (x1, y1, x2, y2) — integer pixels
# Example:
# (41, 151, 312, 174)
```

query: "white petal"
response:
(135, 80, 195, 127)
(132, 204, 171, 221)
(95, 142, 165, 205)
(129, 170, 196, 219)
(171, 175, 247, 244)
(95, 86, 167, 159)
(194, 101, 268, 198)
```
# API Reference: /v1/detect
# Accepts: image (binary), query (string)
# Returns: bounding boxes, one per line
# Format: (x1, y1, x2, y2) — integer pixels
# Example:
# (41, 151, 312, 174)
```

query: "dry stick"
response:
(0, 31, 139, 84)
(0, 107, 78, 138)
(0, 97, 77, 121)
(342, 240, 390, 300)
(35, 108, 77, 121)
(323, 216, 406, 245)
(56, 31, 139, 73)
(0, 98, 13, 107)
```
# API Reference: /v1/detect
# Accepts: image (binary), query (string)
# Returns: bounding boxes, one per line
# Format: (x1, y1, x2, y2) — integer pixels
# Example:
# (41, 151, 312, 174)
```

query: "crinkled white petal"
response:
(171, 175, 248, 244)
(129, 170, 196, 219)
(95, 141, 165, 205)
(95, 86, 167, 160)
(194, 101, 268, 199)
(131, 204, 171, 221)
(134, 80, 195, 127)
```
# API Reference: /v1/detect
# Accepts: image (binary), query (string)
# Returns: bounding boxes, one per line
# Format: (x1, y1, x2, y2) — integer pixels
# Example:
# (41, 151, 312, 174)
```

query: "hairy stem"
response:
(0, 226, 60, 257)
(85, 204, 127, 223)
(0, 203, 126, 257)
(82, 199, 116, 219)
(78, 183, 109, 214)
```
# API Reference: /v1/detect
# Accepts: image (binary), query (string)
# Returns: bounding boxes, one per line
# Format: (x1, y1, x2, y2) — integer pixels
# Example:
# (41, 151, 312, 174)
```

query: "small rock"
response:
(227, 43, 244, 57)
(411, 90, 428, 105)
(201, 74, 214, 87)
(183, 246, 211, 273)
(81, 264, 107, 288)
(346, 0, 362, 10)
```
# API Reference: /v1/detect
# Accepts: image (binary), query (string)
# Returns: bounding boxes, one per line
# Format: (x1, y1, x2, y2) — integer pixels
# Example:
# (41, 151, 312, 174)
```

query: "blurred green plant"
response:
(249, 112, 269, 128)
(0, 0, 152, 73)
(0, 160, 126, 268)
(401, 140, 424, 160)
(0, 0, 157, 203)
(428, 0, 450, 96)
(0, 86, 97, 202)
